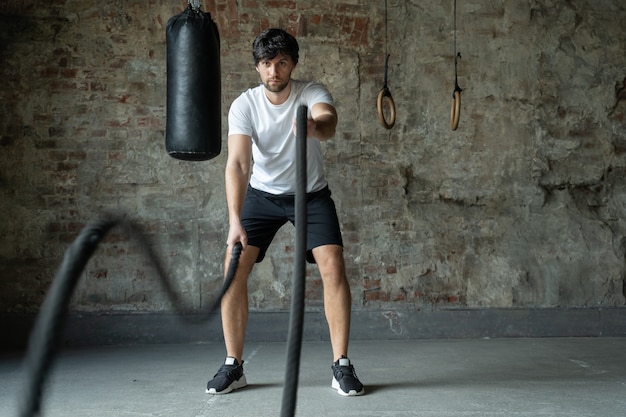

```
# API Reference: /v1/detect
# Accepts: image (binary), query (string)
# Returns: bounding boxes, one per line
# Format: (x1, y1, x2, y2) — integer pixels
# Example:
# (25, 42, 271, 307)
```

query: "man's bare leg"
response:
(313, 244, 364, 396)
(312, 244, 351, 361)
(221, 245, 260, 363)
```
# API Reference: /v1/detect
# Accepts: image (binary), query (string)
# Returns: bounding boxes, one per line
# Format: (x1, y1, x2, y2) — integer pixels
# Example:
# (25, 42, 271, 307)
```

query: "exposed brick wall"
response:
(0, 0, 625, 314)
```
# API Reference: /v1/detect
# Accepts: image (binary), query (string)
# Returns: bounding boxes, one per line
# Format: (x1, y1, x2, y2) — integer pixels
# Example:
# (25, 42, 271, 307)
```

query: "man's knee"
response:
(313, 245, 348, 284)
(313, 244, 343, 264)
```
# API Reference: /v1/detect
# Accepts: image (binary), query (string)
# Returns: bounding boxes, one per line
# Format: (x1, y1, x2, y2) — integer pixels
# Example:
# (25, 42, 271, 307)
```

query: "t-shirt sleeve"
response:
(301, 82, 335, 109)
(228, 95, 253, 137)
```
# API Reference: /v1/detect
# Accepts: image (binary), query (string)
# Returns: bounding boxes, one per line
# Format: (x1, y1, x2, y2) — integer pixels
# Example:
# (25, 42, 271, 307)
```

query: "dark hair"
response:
(252, 28, 299, 66)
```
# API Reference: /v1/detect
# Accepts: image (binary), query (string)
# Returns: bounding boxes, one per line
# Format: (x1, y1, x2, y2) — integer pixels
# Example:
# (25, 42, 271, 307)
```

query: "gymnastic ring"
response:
(450, 90, 461, 131)
(377, 87, 396, 130)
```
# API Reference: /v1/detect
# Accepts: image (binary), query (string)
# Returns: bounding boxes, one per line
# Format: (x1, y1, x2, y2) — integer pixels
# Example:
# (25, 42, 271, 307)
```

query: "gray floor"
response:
(2, 338, 626, 417)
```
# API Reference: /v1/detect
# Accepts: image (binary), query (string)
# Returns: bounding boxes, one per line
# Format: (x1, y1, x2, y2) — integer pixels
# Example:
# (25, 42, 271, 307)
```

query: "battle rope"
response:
(21, 4, 305, 416)
(280, 105, 308, 417)
(18, 216, 242, 417)
(450, 0, 463, 131)
(377, 0, 396, 129)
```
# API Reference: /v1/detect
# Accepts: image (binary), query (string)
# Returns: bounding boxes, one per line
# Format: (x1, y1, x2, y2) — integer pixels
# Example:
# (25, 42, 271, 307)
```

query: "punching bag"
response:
(166, 3, 221, 161)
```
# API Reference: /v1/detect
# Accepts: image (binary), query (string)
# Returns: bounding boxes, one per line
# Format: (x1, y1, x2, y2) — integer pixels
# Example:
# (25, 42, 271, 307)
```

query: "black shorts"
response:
(241, 185, 344, 264)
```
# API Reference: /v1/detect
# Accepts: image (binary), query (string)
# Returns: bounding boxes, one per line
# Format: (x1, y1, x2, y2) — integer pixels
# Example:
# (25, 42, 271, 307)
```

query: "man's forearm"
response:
(225, 167, 249, 225)
(311, 113, 337, 140)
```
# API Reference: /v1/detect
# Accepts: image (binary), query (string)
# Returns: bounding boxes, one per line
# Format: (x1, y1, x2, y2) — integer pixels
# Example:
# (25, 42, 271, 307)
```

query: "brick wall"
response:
(1, 0, 625, 316)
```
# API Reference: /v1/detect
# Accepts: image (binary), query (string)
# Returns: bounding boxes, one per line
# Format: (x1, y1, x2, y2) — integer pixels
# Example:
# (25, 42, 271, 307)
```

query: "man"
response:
(206, 28, 365, 397)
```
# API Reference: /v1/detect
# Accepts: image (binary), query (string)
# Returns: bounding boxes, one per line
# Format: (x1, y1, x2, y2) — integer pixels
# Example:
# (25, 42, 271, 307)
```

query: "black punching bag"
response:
(166, 4, 221, 161)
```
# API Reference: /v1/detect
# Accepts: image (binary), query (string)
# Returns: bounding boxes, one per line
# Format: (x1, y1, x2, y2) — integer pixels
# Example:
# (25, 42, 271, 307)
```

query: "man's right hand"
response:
(226, 222, 248, 251)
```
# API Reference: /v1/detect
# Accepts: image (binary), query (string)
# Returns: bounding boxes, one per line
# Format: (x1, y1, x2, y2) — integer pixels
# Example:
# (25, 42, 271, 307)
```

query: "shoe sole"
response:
(206, 375, 248, 395)
(331, 377, 365, 397)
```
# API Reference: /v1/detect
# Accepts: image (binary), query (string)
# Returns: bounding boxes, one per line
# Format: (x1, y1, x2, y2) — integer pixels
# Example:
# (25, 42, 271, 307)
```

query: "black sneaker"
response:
(206, 357, 247, 395)
(331, 356, 365, 396)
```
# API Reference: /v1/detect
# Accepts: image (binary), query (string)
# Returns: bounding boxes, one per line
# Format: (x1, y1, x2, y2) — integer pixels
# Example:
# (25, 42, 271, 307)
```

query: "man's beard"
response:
(264, 78, 289, 93)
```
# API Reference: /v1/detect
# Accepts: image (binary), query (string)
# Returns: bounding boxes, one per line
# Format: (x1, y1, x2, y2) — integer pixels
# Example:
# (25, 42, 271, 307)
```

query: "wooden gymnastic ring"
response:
(377, 88, 396, 130)
(450, 90, 461, 131)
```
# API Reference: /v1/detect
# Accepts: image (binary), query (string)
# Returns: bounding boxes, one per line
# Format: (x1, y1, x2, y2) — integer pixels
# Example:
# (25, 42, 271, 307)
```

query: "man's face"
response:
(256, 53, 296, 94)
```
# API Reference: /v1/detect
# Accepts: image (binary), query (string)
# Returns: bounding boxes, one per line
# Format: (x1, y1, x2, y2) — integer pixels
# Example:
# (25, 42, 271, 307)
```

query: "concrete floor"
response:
(2, 338, 625, 417)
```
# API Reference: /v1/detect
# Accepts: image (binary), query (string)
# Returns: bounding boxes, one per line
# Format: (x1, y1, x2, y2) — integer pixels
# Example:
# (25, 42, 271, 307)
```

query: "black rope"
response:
(280, 105, 308, 417)
(382, 0, 391, 92)
(18, 216, 242, 417)
(19, 218, 116, 417)
(453, 0, 462, 97)
(17, 115, 304, 417)
(377, 0, 396, 129)
(383, 53, 391, 91)
(385, 0, 389, 58)
(449, 0, 463, 130)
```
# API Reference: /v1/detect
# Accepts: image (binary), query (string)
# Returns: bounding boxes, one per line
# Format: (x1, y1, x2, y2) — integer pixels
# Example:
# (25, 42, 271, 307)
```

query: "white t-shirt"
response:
(228, 80, 335, 195)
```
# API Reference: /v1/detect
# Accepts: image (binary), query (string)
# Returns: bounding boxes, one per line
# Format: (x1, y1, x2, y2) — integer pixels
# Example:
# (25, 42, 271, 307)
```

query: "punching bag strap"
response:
(188, 0, 201, 11)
